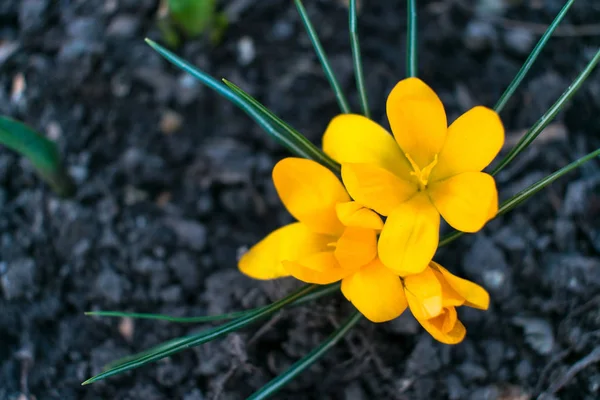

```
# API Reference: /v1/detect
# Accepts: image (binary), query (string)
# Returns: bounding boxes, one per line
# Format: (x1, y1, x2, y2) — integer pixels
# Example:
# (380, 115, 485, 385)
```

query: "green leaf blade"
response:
(492, 48, 600, 176)
(247, 311, 362, 400)
(85, 283, 341, 324)
(82, 284, 319, 385)
(406, 0, 418, 77)
(349, 0, 370, 118)
(222, 79, 341, 173)
(294, 0, 351, 114)
(145, 39, 339, 172)
(494, 0, 575, 113)
(0, 116, 74, 196)
(439, 147, 600, 247)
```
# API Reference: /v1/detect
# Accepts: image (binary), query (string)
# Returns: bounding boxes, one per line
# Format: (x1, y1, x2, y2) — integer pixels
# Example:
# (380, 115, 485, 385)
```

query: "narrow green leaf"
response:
(85, 283, 341, 323)
(494, 0, 575, 113)
(145, 39, 330, 166)
(168, 0, 216, 37)
(406, 0, 418, 77)
(82, 284, 319, 385)
(294, 0, 351, 113)
(0, 116, 74, 197)
(247, 311, 362, 400)
(439, 147, 600, 247)
(84, 310, 248, 323)
(349, 0, 370, 118)
(492, 48, 600, 176)
(222, 79, 341, 173)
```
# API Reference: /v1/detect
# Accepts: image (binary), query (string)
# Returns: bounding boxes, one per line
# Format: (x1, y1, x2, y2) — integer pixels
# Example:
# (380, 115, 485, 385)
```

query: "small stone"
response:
(107, 15, 140, 38)
(19, 0, 50, 33)
(446, 374, 467, 400)
(469, 386, 500, 400)
(512, 317, 554, 355)
(463, 235, 511, 298)
(515, 359, 533, 382)
(384, 311, 420, 335)
(160, 110, 183, 135)
(483, 340, 505, 372)
(95, 268, 126, 304)
(163, 218, 207, 252)
(168, 252, 200, 292)
(458, 362, 488, 381)
(406, 336, 441, 375)
(156, 361, 187, 387)
(504, 27, 535, 55)
(118, 317, 134, 342)
(343, 382, 368, 400)
(564, 177, 600, 217)
(1, 258, 36, 300)
(160, 285, 182, 303)
(183, 389, 205, 400)
(554, 218, 576, 251)
(464, 20, 497, 51)
(237, 36, 255, 65)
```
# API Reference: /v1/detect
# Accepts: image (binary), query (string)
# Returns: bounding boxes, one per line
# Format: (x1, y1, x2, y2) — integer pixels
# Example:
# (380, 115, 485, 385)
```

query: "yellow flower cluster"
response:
(239, 78, 504, 344)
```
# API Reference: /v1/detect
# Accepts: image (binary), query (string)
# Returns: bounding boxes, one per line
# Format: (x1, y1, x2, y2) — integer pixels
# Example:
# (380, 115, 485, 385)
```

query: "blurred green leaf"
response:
(0, 116, 74, 197)
(82, 284, 319, 385)
(168, 0, 217, 37)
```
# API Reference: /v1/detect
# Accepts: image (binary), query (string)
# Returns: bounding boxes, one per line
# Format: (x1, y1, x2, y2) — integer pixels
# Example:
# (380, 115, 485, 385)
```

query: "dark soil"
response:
(1, 0, 600, 399)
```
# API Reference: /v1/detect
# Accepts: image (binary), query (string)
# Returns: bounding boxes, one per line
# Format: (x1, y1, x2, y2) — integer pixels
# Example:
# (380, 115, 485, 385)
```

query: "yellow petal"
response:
(430, 106, 505, 181)
(334, 227, 377, 270)
(239, 223, 332, 280)
(273, 158, 349, 235)
(378, 193, 440, 275)
(283, 251, 351, 284)
(487, 188, 499, 220)
(403, 266, 443, 320)
(342, 163, 417, 216)
(322, 114, 413, 180)
(428, 172, 497, 233)
(432, 261, 490, 310)
(386, 78, 447, 168)
(336, 202, 383, 230)
(341, 259, 408, 323)
(418, 309, 466, 344)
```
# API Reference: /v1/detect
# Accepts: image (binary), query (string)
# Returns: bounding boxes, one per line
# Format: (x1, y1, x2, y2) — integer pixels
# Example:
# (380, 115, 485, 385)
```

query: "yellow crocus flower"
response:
(402, 261, 490, 344)
(239, 157, 407, 323)
(323, 77, 504, 276)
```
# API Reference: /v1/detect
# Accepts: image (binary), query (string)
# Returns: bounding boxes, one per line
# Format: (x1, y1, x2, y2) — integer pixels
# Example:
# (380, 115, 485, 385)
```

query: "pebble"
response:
(504, 27, 536, 55)
(458, 362, 488, 381)
(464, 20, 497, 51)
(237, 36, 256, 65)
(463, 235, 511, 298)
(1, 258, 36, 300)
(106, 15, 140, 38)
(183, 389, 205, 400)
(168, 252, 201, 293)
(95, 268, 126, 304)
(384, 311, 420, 335)
(163, 218, 208, 252)
(512, 317, 554, 355)
(446, 374, 467, 400)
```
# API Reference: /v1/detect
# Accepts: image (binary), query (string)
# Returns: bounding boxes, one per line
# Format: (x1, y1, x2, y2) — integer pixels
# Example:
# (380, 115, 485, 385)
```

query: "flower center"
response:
(405, 153, 438, 191)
